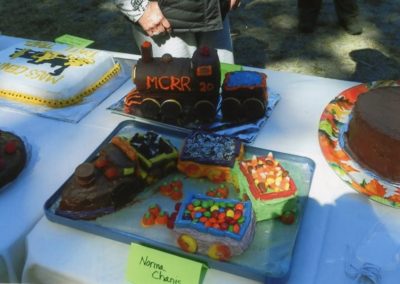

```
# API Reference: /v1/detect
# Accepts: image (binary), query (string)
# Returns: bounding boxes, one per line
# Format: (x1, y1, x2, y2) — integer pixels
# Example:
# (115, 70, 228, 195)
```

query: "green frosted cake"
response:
(130, 131, 178, 184)
(232, 152, 298, 223)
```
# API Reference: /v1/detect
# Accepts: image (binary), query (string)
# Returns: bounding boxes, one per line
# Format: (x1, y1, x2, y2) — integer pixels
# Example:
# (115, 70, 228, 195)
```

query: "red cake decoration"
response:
(0, 130, 27, 189)
(239, 153, 297, 201)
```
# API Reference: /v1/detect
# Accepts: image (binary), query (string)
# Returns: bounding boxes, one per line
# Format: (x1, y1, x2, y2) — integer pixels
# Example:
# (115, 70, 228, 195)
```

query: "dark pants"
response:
(298, 0, 359, 22)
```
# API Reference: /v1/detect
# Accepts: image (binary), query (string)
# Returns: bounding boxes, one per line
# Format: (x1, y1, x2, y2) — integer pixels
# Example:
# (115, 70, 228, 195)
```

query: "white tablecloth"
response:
(0, 35, 130, 282)
(1, 35, 399, 284)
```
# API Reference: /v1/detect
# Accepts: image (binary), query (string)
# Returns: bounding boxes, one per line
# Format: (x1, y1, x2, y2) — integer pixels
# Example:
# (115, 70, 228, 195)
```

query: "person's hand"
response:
(138, 2, 171, 37)
(229, 0, 241, 10)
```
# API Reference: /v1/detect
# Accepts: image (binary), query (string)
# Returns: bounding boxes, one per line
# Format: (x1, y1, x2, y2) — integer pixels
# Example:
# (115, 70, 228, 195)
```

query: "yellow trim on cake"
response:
(0, 63, 121, 108)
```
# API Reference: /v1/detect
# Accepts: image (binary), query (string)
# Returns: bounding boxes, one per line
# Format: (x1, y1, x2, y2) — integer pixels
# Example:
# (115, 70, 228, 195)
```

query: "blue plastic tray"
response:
(44, 120, 315, 283)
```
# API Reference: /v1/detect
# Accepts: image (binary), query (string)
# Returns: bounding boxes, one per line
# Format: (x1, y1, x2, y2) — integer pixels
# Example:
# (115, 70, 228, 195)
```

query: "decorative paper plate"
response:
(318, 80, 400, 208)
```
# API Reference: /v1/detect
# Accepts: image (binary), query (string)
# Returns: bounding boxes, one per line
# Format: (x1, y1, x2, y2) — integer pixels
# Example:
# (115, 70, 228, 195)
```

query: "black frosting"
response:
(130, 131, 174, 159)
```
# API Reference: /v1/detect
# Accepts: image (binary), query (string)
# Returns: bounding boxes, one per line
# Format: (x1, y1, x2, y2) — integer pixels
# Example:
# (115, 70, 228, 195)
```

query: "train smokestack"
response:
(141, 41, 153, 63)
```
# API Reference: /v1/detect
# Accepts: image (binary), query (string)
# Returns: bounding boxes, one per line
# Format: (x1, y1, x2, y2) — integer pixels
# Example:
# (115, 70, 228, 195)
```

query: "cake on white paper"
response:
(0, 40, 121, 108)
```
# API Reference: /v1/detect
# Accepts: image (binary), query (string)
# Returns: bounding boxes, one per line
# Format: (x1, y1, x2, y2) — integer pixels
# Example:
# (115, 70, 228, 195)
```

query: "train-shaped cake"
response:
(124, 42, 268, 123)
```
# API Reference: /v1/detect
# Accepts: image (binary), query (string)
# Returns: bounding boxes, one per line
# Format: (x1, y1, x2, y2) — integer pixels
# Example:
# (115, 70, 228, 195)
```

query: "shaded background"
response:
(1, 0, 399, 83)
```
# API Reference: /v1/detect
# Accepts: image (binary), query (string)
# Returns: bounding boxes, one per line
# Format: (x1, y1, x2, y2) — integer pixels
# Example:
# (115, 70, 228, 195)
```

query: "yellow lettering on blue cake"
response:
(65, 46, 98, 58)
(0, 63, 28, 75)
(24, 40, 54, 49)
(25, 69, 64, 84)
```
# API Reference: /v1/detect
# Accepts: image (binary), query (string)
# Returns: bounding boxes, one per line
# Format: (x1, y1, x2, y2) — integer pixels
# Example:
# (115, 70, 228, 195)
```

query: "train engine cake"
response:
(124, 41, 221, 123)
(174, 194, 256, 261)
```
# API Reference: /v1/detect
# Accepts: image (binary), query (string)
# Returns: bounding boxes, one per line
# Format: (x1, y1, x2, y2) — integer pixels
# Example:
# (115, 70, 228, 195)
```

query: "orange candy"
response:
(234, 203, 244, 211)
(141, 212, 155, 227)
(148, 204, 161, 217)
(159, 183, 173, 196)
(199, 216, 208, 223)
(159, 179, 184, 201)
(155, 211, 169, 225)
(170, 189, 183, 201)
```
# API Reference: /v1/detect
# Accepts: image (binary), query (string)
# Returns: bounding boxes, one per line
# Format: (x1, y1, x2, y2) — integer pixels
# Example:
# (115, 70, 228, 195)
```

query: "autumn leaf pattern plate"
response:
(318, 80, 400, 208)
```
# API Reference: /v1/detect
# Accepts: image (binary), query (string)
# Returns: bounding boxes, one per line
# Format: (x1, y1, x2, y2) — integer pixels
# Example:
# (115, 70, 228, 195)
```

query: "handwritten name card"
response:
(126, 243, 207, 284)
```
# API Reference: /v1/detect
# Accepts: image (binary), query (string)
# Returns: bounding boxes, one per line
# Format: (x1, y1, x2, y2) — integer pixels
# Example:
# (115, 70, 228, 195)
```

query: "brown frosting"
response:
(74, 162, 95, 187)
(57, 143, 145, 220)
(346, 86, 400, 183)
(0, 130, 27, 188)
(355, 87, 400, 139)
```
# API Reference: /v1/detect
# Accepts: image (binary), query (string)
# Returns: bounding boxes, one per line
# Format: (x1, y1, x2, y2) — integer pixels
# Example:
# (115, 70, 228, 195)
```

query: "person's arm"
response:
(115, 0, 171, 36)
(229, 0, 240, 10)
(114, 0, 150, 23)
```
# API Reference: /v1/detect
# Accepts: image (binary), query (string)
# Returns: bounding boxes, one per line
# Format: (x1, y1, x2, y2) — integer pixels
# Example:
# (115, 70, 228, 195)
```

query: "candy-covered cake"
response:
(346, 86, 400, 183)
(177, 131, 244, 183)
(0, 130, 27, 188)
(0, 40, 121, 108)
(57, 136, 145, 220)
(221, 70, 268, 121)
(129, 131, 178, 184)
(232, 152, 297, 222)
(174, 194, 256, 260)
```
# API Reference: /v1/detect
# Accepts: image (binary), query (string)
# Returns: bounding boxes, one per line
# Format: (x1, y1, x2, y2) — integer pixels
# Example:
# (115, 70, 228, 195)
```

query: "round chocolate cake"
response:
(0, 130, 27, 188)
(346, 86, 400, 183)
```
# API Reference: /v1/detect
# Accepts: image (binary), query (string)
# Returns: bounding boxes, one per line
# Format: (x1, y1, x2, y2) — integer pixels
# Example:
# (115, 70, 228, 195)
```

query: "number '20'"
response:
(199, 82, 215, 92)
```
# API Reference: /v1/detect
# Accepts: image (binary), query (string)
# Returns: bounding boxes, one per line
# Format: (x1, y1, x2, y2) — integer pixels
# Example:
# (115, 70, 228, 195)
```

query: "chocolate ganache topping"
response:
(355, 86, 400, 139)
(346, 86, 400, 183)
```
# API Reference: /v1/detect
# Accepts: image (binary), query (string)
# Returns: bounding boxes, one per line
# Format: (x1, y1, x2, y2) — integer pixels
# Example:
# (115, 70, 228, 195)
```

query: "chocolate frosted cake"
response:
(57, 136, 145, 220)
(221, 71, 268, 121)
(0, 130, 27, 188)
(346, 86, 400, 183)
(124, 42, 220, 123)
(57, 132, 178, 220)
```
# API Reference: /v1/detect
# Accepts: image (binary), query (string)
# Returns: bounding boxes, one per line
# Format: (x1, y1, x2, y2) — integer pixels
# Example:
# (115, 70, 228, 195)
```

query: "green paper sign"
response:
(55, 34, 94, 47)
(126, 243, 207, 284)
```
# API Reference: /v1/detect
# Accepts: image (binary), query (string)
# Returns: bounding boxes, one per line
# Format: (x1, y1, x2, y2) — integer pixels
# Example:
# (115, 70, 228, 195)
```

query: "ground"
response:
(1, 0, 399, 83)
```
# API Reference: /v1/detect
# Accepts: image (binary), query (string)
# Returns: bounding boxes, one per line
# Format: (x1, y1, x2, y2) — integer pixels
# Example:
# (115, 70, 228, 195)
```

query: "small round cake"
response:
(0, 130, 27, 188)
(346, 86, 400, 183)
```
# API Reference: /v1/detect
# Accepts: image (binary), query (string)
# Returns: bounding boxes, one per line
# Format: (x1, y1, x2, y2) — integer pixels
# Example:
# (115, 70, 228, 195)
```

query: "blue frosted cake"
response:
(174, 194, 256, 260)
(177, 131, 244, 183)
